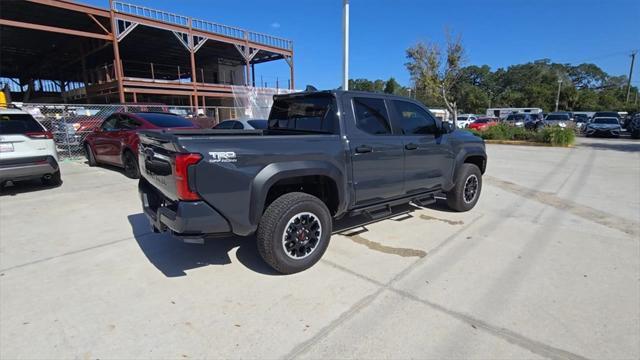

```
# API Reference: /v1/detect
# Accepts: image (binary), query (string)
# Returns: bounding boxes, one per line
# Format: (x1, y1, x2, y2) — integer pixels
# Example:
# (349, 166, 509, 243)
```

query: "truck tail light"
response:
(174, 153, 202, 201)
(25, 131, 53, 139)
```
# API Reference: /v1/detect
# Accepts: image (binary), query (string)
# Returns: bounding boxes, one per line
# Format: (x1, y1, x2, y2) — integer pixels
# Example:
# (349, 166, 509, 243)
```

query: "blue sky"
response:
(85, 0, 639, 90)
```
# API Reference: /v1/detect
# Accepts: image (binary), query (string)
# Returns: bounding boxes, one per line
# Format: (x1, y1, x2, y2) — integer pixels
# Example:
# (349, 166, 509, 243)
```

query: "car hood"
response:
(588, 123, 620, 129)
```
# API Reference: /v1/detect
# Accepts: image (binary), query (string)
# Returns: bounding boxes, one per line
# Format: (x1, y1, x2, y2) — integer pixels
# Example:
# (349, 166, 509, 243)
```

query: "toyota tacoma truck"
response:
(138, 91, 487, 274)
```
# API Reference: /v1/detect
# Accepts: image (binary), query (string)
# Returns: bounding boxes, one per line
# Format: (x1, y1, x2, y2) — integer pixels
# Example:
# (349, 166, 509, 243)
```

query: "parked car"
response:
(584, 117, 622, 137)
(455, 114, 478, 128)
(574, 114, 589, 132)
(0, 107, 61, 187)
(60, 104, 172, 148)
(524, 113, 544, 131)
(213, 119, 268, 130)
(504, 113, 536, 128)
(590, 111, 621, 122)
(543, 113, 570, 128)
(137, 90, 487, 274)
(628, 115, 640, 139)
(84, 112, 197, 179)
(468, 117, 499, 131)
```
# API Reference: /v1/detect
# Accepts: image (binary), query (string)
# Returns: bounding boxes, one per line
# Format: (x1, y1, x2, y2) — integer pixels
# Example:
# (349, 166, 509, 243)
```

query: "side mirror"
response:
(441, 121, 454, 134)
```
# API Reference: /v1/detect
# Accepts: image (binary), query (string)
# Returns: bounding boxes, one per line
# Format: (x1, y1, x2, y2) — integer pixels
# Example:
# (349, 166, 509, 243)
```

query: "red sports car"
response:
(84, 112, 197, 178)
(467, 117, 499, 131)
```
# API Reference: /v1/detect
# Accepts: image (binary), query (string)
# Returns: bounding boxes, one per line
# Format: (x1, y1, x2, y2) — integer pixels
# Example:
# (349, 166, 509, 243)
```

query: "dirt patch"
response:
(419, 214, 463, 225)
(345, 234, 427, 258)
(485, 175, 639, 238)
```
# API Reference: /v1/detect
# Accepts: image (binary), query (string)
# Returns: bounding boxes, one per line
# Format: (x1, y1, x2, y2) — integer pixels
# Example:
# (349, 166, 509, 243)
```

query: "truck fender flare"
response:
(249, 161, 345, 225)
(453, 146, 487, 180)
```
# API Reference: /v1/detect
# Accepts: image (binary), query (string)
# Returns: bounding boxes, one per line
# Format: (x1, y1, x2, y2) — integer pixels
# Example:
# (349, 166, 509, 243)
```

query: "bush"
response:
(468, 123, 574, 146)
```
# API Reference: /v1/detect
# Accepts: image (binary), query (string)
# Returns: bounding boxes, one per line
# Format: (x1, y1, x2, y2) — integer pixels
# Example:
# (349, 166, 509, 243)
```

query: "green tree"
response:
(384, 77, 401, 94)
(405, 31, 465, 124)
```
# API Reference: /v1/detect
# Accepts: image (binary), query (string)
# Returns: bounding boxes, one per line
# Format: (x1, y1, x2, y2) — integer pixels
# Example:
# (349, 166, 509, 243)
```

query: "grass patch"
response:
(468, 123, 575, 147)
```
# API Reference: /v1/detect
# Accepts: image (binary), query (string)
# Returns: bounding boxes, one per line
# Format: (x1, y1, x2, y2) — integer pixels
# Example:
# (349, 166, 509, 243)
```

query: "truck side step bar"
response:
(363, 205, 393, 220)
(349, 190, 440, 218)
(412, 194, 436, 207)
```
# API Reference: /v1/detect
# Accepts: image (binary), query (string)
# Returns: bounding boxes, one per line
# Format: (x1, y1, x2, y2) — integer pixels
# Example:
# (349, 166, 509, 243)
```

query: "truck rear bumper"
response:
(139, 180, 231, 240)
(0, 156, 59, 182)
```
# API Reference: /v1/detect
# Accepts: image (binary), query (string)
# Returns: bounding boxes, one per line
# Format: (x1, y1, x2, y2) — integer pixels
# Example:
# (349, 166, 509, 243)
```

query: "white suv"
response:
(0, 107, 61, 187)
(456, 114, 478, 128)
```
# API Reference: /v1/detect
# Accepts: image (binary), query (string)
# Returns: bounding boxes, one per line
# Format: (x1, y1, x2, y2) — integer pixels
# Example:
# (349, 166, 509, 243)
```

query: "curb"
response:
(484, 140, 573, 147)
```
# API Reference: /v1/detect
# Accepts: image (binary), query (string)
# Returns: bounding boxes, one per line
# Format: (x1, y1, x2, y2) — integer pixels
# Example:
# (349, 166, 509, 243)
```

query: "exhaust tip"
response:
(43, 174, 52, 180)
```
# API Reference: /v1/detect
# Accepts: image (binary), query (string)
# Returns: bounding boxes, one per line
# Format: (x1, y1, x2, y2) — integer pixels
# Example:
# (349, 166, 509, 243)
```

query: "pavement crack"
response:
(0, 232, 153, 273)
(284, 215, 483, 360)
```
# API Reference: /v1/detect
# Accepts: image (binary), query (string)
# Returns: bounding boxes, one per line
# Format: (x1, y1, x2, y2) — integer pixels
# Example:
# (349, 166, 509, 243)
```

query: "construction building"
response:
(0, 0, 295, 108)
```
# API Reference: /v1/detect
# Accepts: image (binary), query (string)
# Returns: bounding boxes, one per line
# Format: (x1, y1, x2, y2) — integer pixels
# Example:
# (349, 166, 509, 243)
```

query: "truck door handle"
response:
(355, 145, 373, 153)
(405, 143, 418, 150)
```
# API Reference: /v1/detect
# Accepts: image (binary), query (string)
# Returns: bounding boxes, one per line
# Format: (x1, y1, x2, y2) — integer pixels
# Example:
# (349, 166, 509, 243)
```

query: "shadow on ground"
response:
(0, 179, 62, 196)
(127, 213, 278, 277)
(577, 136, 640, 153)
(128, 200, 447, 277)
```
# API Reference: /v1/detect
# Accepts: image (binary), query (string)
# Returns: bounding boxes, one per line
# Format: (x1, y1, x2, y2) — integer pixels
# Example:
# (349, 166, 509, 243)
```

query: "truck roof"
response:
(273, 90, 418, 102)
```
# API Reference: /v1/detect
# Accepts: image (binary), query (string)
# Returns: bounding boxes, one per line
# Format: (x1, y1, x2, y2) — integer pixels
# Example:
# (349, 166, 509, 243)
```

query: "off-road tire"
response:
(257, 192, 332, 274)
(123, 150, 140, 179)
(446, 163, 482, 212)
(42, 170, 62, 186)
(85, 143, 97, 166)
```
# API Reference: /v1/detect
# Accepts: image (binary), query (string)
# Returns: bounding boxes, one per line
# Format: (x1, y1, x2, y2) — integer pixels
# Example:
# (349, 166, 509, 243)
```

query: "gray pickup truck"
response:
(138, 90, 487, 274)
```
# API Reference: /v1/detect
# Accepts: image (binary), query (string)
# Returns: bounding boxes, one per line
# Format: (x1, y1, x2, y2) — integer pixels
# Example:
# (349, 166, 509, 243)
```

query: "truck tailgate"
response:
(137, 129, 262, 201)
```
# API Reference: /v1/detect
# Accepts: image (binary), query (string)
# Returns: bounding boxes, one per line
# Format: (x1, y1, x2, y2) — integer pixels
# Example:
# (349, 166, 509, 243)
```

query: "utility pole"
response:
(555, 79, 563, 112)
(626, 50, 636, 103)
(342, 0, 349, 91)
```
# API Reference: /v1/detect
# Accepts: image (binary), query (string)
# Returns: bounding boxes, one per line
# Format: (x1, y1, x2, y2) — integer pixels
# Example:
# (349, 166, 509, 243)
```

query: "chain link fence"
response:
(17, 103, 264, 160)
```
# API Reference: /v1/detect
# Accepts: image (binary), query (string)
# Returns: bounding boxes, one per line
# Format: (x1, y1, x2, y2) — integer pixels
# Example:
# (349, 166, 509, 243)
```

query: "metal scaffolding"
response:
(0, 0, 295, 108)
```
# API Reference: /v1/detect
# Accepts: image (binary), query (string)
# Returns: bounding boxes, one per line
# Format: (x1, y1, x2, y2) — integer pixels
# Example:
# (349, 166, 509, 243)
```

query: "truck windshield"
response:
(268, 96, 338, 133)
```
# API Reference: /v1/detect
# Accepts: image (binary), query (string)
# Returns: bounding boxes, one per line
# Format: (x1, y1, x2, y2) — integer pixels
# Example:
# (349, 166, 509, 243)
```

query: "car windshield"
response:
(593, 118, 619, 125)
(457, 116, 468, 121)
(546, 114, 569, 121)
(593, 112, 619, 118)
(0, 113, 45, 134)
(247, 120, 268, 129)
(268, 95, 338, 133)
(506, 114, 525, 121)
(135, 113, 194, 127)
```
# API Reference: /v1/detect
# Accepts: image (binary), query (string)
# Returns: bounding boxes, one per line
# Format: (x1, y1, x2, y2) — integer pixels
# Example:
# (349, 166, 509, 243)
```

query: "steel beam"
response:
(87, 13, 110, 34)
(0, 19, 112, 40)
(112, 12, 292, 57)
(26, 0, 110, 17)
(108, 0, 125, 103)
(188, 18, 198, 110)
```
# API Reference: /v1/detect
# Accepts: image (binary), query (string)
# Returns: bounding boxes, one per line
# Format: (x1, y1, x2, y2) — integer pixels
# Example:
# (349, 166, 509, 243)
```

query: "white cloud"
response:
(270, 22, 281, 29)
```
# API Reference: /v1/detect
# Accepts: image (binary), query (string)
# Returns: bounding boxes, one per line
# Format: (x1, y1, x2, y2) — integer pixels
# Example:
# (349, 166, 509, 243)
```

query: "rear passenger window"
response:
(232, 121, 244, 129)
(101, 116, 118, 131)
(392, 100, 438, 135)
(0, 114, 44, 134)
(352, 97, 391, 135)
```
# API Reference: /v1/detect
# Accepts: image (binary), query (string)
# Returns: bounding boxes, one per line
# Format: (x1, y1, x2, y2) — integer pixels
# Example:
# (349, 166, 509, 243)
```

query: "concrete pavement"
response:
(1, 137, 638, 359)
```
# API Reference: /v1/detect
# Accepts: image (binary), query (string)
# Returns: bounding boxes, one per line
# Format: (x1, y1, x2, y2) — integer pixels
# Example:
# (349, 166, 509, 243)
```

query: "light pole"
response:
(554, 79, 563, 112)
(342, 0, 349, 91)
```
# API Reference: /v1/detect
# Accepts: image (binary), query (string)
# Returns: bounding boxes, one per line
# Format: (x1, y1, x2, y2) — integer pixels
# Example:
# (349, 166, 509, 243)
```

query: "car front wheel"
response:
(122, 151, 140, 179)
(257, 192, 332, 274)
(446, 163, 482, 212)
(85, 143, 97, 166)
